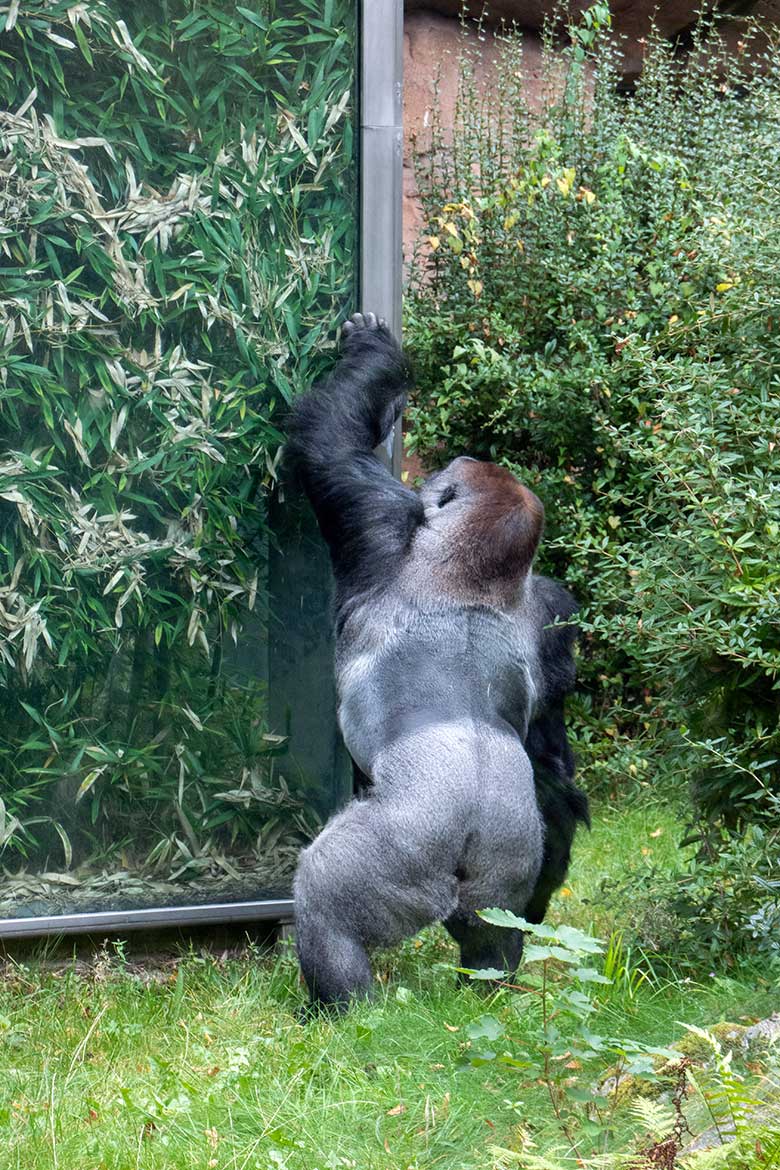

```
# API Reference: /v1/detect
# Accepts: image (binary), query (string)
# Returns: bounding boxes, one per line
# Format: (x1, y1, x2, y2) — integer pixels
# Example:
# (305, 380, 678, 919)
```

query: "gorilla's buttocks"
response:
(286, 314, 587, 1010)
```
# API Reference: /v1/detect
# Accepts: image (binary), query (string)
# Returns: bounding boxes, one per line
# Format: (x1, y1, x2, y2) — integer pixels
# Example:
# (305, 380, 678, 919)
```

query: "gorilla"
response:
(286, 312, 588, 1011)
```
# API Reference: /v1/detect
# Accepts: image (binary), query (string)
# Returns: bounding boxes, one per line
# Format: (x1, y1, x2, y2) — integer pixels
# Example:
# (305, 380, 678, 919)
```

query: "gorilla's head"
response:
(413, 456, 544, 603)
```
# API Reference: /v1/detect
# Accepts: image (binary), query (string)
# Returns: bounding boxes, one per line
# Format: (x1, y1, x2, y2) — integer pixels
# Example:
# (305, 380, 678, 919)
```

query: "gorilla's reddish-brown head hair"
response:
(455, 459, 544, 587)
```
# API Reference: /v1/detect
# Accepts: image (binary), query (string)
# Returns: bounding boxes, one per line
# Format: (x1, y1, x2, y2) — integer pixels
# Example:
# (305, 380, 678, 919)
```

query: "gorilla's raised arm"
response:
(285, 314, 424, 605)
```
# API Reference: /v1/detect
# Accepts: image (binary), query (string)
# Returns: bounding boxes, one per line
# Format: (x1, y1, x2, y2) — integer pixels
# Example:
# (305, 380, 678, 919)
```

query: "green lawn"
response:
(1, 794, 776, 1170)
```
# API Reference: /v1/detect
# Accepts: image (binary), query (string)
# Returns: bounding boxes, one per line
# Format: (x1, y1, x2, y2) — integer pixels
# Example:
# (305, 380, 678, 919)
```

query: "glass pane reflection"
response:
(0, 1, 357, 923)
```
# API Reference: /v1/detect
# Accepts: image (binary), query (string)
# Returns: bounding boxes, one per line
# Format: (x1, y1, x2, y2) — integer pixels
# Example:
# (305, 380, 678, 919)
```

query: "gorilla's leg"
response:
(525, 772, 590, 924)
(294, 800, 459, 1011)
(444, 813, 543, 978)
(525, 696, 590, 925)
(294, 901, 374, 1010)
(444, 909, 525, 977)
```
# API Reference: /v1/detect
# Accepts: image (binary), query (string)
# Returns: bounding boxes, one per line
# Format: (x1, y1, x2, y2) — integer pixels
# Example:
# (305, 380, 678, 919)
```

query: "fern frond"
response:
(678, 1144, 731, 1169)
(629, 1096, 677, 1140)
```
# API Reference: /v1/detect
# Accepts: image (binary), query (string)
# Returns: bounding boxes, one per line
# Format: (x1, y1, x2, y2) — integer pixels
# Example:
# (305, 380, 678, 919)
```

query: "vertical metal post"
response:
(361, 0, 404, 475)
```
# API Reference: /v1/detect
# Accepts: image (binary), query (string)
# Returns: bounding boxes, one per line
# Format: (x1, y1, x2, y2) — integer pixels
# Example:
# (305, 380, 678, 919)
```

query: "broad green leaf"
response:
(466, 1015, 504, 1042)
(573, 967, 612, 984)
(523, 944, 580, 965)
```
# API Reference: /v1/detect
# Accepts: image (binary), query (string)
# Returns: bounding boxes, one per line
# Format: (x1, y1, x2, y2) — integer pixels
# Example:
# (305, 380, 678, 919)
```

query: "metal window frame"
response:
(361, 0, 405, 476)
(0, 0, 404, 942)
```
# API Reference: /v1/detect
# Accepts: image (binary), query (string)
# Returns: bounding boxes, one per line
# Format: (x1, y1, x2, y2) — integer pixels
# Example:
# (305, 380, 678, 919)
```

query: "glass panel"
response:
(0, 1, 357, 921)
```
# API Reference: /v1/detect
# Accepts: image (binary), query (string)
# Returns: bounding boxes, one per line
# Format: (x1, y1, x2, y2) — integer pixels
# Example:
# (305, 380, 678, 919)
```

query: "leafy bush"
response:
(405, 13, 780, 837)
(601, 815, 780, 968)
(461, 911, 681, 1162)
(0, 1, 356, 897)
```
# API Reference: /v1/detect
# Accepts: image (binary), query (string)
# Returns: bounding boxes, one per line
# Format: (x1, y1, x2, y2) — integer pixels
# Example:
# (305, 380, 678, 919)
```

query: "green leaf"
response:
(573, 967, 612, 984)
(466, 1015, 504, 1042)
(236, 6, 268, 30)
(523, 944, 579, 965)
(459, 967, 507, 981)
(477, 908, 532, 931)
(54, 823, 73, 868)
(466, 1050, 497, 1067)
(554, 926, 605, 955)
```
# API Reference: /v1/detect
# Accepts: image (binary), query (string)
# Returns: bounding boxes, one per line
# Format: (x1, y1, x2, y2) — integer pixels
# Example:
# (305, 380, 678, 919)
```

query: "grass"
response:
(1, 793, 777, 1170)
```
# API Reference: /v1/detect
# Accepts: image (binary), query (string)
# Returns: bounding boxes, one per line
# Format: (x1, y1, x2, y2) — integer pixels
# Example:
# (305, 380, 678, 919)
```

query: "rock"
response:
(598, 1016, 780, 1105)
(404, 0, 557, 21)
(744, 1012, 780, 1053)
(404, 1, 750, 40)
(683, 1099, 780, 1154)
(598, 1070, 666, 1103)
(405, 1, 706, 68)
(671, 1016, 780, 1065)
(404, 2, 779, 77)
(674, 1021, 748, 1063)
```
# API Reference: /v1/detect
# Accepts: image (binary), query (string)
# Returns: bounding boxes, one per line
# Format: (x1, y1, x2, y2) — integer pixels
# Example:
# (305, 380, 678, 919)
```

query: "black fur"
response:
(285, 317, 423, 628)
(523, 578, 590, 923)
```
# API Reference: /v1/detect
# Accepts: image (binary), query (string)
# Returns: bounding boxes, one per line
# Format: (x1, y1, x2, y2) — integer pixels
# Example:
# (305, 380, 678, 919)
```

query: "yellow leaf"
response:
(668, 314, 679, 325)
(579, 186, 596, 204)
(557, 167, 576, 197)
(76, 769, 103, 802)
(467, 279, 483, 297)
(716, 281, 734, 292)
(428, 235, 440, 251)
(443, 221, 459, 237)
(168, 282, 193, 302)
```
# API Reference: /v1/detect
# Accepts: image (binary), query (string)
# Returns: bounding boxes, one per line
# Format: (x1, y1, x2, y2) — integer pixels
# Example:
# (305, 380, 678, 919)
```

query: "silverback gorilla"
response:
(286, 313, 588, 1011)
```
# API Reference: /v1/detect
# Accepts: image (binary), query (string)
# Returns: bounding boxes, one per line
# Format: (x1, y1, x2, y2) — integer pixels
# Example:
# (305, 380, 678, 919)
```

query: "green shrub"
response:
(405, 13, 780, 835)
(0, 1, 356, 885)
(601, 815, 780, 967)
